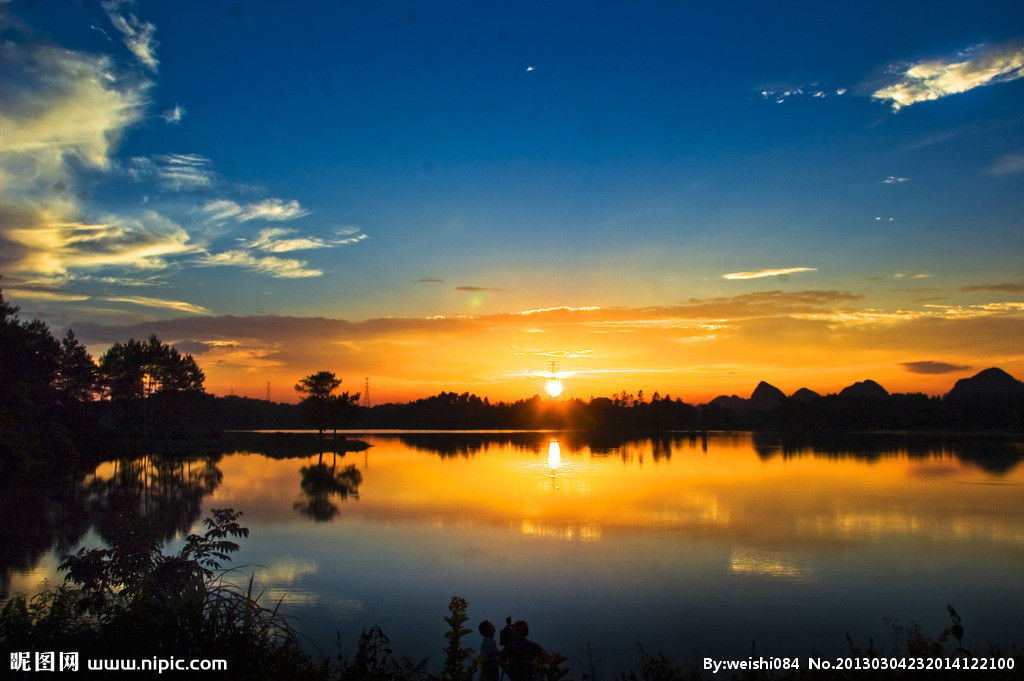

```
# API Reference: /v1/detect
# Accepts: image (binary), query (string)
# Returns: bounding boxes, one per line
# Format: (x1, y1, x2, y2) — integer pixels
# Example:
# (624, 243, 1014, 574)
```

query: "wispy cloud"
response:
(102, 0, 159, 72)
(1, 2, 356, 308)
(3, 203, 197, 277)
(513, 306, 602, 316)
(900, 361, 971, 375)
(129, 154, 214, 190)
(3, 284, 208, 315)
(894, 272, 933, 280)
(872, 41, 1024, 111)
(202, 198, 309, 222)
(106, 295, 210, 314)
(4, 288, 91, 303)
(200, 250, 322, 279)
(250, 228, 330, 253)
(988, 153, 1024, 177)
(0, 42, 148, 182)
(759, 83, 846, 104)
(456, 285, 508, 292)
(723, 267, 817, 280)
(960, 281, 1024, 293)
(161, 104, 185, 124)
(881, 176, 910, 184)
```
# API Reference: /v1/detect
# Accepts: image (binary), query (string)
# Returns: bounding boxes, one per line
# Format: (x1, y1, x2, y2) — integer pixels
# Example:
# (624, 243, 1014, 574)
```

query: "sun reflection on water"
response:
(729, 548, 813, 580)
(547, 439, 561, 471)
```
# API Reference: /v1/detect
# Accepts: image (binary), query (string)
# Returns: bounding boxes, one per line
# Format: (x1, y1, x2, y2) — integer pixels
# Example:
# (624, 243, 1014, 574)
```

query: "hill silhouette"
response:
(946, 367, 1024, 400)
(838, 379, 889, 400)
(699, 368, 1024, 431)
(213, 367, 1024, 432)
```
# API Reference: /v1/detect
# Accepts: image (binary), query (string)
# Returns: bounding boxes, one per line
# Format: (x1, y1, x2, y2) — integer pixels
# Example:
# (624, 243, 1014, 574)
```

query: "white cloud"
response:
(155, 153, 213, 190)
(759, 83, 847, 104)
(102, 0, 159, 72)
(247, 227, 369, 252)
(202, 198, 309, 222)
(161, 104, 185, 123)
(0, 42, 149, 187)
(129, 153, 214, 190)
(0, 37, 176, 282)
(4, 211, 198, 276)
(105, 295, 210, 314)
(202, 199, 245, 222)
(200, 250, 322, 279)
(872, 41, 1024, 111)
(723, 267, 818, 280)
(334, 231, 369, 246)
(881, 176, 910, 184)
(250, 227, 329, 253)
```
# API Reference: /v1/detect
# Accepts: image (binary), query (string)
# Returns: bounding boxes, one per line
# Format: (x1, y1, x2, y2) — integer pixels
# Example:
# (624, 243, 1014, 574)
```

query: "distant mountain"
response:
(749, 381, 786, 411)
(791, 387, 821, 403)
(708, 394, 747, 411)
(708, 381, 786, 412)
(946, 368, 1024, 400)
(838, 379, 889, 400)
(698, 368, 1024, 430)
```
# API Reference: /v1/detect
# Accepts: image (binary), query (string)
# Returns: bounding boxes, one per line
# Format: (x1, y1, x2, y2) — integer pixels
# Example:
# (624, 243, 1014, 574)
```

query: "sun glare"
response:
(546, 379, 563, 397)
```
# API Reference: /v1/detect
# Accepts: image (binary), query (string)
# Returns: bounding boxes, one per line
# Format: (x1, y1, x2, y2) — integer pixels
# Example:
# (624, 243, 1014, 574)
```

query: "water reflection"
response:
(1, 449, 223, 598)
(294, 462, 362, 521)
(390, 430, 1024, 474)
(5, 431, 1024, 668)
(547, 439, 560, 472)
(729, 547, 812, 580)
(89, 454, 223, 549)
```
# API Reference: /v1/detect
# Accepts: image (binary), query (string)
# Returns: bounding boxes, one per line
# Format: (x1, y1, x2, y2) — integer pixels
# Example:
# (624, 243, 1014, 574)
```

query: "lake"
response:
(5, 430, 1024, 674)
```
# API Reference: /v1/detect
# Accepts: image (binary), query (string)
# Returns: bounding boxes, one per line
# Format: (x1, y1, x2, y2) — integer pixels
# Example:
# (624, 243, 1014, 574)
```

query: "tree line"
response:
(1, 287, 214, 474)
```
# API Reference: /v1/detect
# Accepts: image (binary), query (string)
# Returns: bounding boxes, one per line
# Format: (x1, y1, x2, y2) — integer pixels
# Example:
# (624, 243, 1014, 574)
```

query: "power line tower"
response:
(362, 377, 371, 408)
(265, 381, 271, 402)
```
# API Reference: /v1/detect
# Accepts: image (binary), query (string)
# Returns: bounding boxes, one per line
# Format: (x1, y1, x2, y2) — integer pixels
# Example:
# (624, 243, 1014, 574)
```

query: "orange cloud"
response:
(71, 289, 1024, 404)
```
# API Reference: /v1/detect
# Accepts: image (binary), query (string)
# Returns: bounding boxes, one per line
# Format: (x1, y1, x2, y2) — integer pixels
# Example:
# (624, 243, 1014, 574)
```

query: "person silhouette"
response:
(499, 620, 544, 681)
(478, 620, 500, 681)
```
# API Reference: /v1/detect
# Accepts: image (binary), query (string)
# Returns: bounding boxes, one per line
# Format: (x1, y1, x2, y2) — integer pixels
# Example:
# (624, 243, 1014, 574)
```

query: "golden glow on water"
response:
(203, 435, 1024, 558)
(546, 438, 561, 471)
(9, 432, 1024, 666)
(729, 548, 811, 580)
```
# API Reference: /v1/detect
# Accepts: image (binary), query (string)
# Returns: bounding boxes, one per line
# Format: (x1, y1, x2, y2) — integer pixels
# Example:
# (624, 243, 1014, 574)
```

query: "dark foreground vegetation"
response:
(2, 509, 1021, 680)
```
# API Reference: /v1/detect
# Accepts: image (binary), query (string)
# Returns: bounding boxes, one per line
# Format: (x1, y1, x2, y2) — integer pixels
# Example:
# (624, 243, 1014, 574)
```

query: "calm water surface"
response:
(8, 431, 1024, 673)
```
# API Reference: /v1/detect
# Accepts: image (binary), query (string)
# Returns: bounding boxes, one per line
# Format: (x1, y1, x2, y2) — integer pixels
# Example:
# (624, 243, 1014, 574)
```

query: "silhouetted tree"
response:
(1, 288, 69, 466)
(57, 329, 98, 401)
(294, 370, 359, 436)
(99, 334, 205, 401)
(96, 334, 209, 437)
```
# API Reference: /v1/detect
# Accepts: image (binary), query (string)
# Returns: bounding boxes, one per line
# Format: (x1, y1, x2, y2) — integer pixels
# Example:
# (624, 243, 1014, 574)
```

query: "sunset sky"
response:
(2, 1, 1023, 403)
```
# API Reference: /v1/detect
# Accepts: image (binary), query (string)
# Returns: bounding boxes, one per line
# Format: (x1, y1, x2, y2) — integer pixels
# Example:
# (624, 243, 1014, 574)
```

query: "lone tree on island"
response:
(294, 370, 359, 436)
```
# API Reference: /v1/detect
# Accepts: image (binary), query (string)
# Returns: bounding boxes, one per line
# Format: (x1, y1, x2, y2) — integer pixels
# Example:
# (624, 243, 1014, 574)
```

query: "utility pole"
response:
(362, 377, 371, 408)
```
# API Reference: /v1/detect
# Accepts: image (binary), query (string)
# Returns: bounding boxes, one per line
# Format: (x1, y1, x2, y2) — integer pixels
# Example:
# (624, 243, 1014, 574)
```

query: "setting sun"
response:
(546, 379, 563, 397)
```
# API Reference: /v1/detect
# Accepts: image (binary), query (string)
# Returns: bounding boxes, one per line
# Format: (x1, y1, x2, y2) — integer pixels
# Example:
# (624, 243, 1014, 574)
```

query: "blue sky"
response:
(2, 0, 1023, 401)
